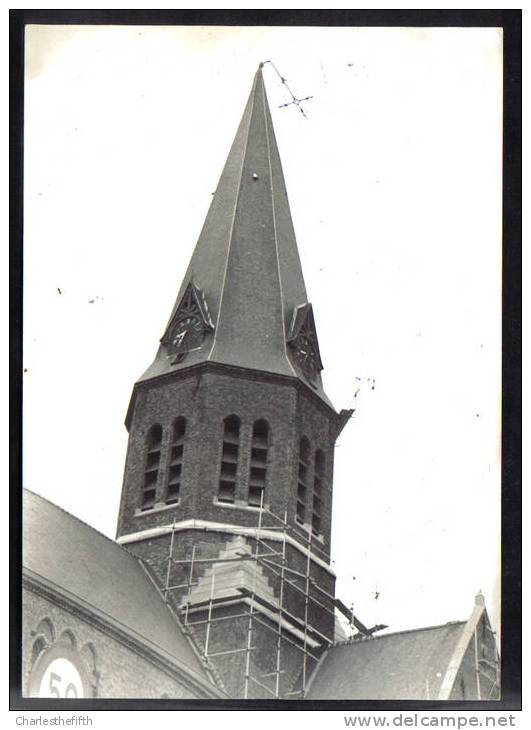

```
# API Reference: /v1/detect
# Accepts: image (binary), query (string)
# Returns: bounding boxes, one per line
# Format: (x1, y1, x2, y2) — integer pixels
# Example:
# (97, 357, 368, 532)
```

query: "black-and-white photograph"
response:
(14, 15, 520, 712)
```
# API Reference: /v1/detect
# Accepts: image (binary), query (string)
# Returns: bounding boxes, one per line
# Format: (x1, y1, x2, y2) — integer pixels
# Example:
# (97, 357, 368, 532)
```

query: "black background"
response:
(10, 8, 522, 712)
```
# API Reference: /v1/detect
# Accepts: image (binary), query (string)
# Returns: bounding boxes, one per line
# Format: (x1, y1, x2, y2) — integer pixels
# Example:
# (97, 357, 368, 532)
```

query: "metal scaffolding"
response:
(161, 494, 336, 699)
(160, 501, 496, 702)
(474, 625, 501, 700)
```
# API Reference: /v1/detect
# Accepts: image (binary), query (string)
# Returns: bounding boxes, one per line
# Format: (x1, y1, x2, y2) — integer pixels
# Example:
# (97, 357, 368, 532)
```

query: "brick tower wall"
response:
(117, 366, 338, 562)
(116, 365, 340, 697)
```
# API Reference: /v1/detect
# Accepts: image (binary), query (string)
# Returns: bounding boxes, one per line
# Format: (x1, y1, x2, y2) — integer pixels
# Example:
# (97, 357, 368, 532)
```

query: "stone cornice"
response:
(116, 518, 336, 576)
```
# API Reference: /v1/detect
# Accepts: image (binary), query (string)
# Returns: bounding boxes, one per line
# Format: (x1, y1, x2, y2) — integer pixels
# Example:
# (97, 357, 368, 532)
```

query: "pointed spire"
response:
(140, 66, 332, 408)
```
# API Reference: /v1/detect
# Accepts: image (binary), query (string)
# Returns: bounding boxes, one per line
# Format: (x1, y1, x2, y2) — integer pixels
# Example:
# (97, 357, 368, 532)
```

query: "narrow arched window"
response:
(218, 415, 240, 503)
(142, 424, 162, 510)
(296, 437, 310, 524)
(166, 417, 186, 504)
(31, 637, 46, 665)
(312, 449, 325, 535)
(248, 419, 269, 507)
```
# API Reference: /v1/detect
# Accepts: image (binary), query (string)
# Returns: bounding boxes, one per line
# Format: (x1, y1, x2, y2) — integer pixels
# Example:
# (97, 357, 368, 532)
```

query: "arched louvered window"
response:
(166, 417, 186, 504)
(312, 449, 325, 535)
(142, 424, 162, 510)
(296, 437, 311, 524)
(218, 415, 240, 503)
(248, 419, 269, 507)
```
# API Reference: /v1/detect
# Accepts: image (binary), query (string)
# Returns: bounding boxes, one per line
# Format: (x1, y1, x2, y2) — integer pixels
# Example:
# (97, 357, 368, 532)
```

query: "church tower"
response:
(116, 66, 352, 698)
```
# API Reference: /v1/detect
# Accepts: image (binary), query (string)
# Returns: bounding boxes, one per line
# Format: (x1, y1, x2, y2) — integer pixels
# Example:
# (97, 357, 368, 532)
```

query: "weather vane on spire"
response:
(261, 60, 313, 118)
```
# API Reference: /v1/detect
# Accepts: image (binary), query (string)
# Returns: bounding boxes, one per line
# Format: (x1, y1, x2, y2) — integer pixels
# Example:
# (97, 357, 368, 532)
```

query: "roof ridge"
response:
(333, 620, 466, 647)
(262, 69, 298, 380)
(23, 488, 139, 561)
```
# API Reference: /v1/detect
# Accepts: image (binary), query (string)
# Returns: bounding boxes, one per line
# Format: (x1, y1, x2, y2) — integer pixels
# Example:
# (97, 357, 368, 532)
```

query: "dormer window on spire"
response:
(287, 304, 323, 386)
(160, 281, 214, 364)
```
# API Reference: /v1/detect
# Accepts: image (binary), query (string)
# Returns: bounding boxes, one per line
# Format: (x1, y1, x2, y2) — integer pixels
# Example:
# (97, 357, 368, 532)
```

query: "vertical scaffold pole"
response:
(163, 520, 176, 603)
(301, 526, 312, 697)
(184, 544, 196, 627)
(204, 564, 216, 660)
(243, 489, 264, 699)
(274, 509, 288, 698)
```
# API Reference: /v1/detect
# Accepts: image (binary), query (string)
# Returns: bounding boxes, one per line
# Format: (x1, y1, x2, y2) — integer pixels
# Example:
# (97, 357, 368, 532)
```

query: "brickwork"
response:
(125, 527, 334, 697)
(188, 604, 322, 698)
(116, 354, 342, 698)
(118, 366, 338, 557)
(23, 587, 208, 699)
(132, 531, 335, 633)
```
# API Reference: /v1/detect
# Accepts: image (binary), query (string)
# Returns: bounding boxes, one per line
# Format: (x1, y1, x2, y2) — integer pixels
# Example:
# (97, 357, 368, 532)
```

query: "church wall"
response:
(23, 587, 208, 699)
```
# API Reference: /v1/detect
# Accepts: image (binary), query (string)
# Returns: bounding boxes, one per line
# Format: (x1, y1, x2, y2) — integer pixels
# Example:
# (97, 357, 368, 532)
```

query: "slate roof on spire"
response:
(139, 66, 333, 409)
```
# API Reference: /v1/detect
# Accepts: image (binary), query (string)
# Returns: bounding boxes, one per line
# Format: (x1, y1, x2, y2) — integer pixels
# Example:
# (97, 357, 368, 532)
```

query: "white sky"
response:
(23, 25, 502, 639)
